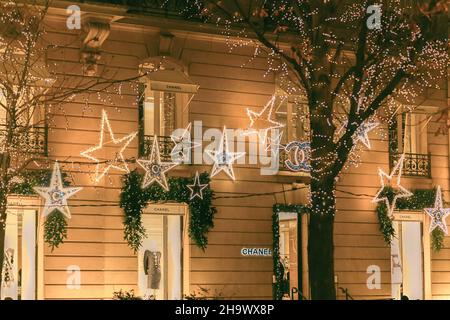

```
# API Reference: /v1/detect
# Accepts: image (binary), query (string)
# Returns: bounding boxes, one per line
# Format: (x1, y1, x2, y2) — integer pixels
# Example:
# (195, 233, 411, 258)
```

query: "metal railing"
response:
(0, 124, 47, 156)
(389, 152, 431, 178)
(91, 0, 203, 19)
(139, 135, 175, 161)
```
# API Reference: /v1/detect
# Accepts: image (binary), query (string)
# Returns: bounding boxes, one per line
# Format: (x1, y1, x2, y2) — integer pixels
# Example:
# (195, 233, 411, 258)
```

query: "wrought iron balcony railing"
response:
(0, 124, 48, 156)
(90, 0, 204, 19)
(389, 152, 431, 178)
(139, 135, 175, 161)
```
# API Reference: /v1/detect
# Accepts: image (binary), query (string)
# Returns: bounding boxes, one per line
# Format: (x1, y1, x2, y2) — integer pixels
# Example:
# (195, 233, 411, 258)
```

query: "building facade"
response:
(1, 0, 449, 300)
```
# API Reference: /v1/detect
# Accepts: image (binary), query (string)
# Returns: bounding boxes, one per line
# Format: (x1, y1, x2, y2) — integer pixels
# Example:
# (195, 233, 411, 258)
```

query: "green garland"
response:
(377, 187, 445, 251)
(272, 204, 309, 300)
(120, 170, 217, 252)
(11, 169, 71, 250)
(44, 211, 68, 251)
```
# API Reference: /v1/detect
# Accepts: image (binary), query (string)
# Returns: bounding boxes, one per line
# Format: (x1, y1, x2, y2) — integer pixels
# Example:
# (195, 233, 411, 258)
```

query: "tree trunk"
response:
(308, 180, 336, 300)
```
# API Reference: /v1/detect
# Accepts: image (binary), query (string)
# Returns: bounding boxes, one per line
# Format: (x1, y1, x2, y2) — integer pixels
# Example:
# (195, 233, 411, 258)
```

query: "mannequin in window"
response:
(144, 250, 162, 290)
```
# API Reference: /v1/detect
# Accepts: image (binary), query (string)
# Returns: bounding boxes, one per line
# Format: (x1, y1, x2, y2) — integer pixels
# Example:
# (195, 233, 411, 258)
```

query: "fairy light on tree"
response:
(0, 1, 144, 292)
(182, 0, 448, 299)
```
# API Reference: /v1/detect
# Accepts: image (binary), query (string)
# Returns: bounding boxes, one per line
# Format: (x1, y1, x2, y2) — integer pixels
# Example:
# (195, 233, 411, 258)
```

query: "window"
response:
(389, 112, 428, 155)
(389, 111, 431, 177)
(274, 93, 310, 172)
(138, 58, 198, 159)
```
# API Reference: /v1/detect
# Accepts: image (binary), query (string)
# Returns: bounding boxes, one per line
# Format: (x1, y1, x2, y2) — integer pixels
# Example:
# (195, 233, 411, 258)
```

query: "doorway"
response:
(1, 208, 38, 300)
(137, 203, 189, 300)
(391, 211, 431, 300)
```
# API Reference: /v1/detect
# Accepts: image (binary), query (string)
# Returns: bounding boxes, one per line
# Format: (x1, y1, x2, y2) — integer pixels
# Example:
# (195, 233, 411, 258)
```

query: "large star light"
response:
(353, 120, 380, 149)
(33, 162, 82, 219)
(81, 109, 137, 182)
(206, 126, 245, 180)
(170, 122, 201, 163)
(137, 135, 178, 191)
(425, 186, 450, 234)
(372, 154, 412, 217)
(245, 96, 285, 143)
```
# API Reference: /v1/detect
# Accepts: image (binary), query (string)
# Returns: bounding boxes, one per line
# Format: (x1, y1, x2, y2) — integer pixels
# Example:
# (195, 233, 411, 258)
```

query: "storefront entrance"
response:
(391, 211, 431, 300)
(137, 203, 189, 300)
(1, 208, 38, 300)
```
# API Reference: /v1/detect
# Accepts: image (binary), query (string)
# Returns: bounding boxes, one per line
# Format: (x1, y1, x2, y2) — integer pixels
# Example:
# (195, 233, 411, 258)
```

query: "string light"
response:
(206, 126, 245, 181)
(33, 161, 82, 219)
(80, 109, 137, 182)
(137, 135, 179, 191)
(425, 186, 450, 235)
(372, 154, 413, 217)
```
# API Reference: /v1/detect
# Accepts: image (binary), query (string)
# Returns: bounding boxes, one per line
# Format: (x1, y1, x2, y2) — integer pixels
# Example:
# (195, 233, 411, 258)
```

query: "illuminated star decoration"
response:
(265, 130, 284, 157)
(245, 96, 285, 143)
(372, 154, 413, 217)
(33, 162, 82, 219)
(187, 171, 209, 200)
(353, 120, 380, 149)
(137, 135, 178, 191)
(424, 186, 450, 234)
(170, 122, 201, 163)
(206, 126, 245, 180)
(80, 109, 137, 182)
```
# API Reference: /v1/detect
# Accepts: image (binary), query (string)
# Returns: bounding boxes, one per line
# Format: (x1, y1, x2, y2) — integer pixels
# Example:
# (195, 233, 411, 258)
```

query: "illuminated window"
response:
(275, 96, 309, 145)
(138, 58, 198, 159)
(389, 111, 431, 177)
(390, 112, 428, 155)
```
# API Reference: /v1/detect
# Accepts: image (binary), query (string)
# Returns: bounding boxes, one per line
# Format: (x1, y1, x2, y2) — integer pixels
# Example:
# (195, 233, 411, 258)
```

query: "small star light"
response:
(425, 186, 450, 234)
(170, 123, 201, 163)
(81, 109, 137, 182)
(244, 96, 285, 143)
(206, 126, 245, 180)
(187, 171, 208, 200)
(353, 120, 380, 149)
(33, 162, 82, 219)
(372, 154, 413, 217)
(137, 135, 178, 191)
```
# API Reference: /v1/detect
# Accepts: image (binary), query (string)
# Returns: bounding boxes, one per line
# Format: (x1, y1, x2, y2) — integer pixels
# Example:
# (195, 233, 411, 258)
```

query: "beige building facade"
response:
(1, 1, 449, 300)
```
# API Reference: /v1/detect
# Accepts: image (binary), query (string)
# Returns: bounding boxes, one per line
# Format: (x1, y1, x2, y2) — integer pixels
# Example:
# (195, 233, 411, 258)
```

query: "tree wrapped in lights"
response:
(0, 1, 142, 291)
(182, 0, 448, 299)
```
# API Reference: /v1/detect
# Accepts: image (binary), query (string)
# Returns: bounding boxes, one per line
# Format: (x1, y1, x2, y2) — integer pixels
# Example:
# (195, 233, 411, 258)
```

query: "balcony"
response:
(139, 135, 175, 161)
(389, 152, 431, 178)
(0, 124, 47, 156)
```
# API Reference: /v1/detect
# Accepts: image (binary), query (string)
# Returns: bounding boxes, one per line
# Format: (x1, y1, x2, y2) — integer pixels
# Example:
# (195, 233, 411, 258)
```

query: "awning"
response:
(145, 69, 199, 94)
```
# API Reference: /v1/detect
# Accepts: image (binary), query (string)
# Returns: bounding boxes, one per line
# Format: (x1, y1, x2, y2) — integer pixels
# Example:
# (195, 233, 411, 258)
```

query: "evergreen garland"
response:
(377, 187, 445, 251)
(11, 169, 71, 249)
(44, 211, 68, 251)
(120, 170, 217, 252)
(272, 204, 309, 300)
